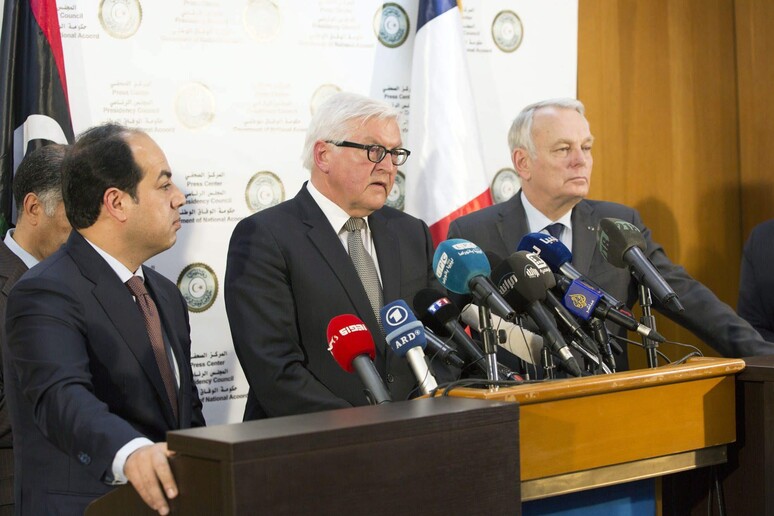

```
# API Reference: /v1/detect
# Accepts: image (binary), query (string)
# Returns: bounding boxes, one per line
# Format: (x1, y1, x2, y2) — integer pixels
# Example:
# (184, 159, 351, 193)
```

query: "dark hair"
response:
(13, 144, 68, 218)
(61, 123, 143, 229)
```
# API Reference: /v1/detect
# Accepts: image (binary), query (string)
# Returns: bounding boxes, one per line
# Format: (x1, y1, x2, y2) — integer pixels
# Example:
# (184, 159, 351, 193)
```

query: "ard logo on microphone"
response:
(385, 305, 409, 327)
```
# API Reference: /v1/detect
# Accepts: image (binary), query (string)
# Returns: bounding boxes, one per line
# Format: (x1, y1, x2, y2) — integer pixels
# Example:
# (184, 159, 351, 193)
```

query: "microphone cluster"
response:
(326, 220, 682, 403)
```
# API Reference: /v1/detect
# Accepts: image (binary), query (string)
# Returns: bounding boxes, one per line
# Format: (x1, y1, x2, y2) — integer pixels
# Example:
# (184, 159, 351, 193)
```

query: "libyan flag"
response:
(0, 0, 74, 234)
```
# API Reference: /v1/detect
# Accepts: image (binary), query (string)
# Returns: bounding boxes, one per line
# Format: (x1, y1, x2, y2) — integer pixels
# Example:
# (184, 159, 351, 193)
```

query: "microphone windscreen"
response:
(491, 251, 549, 310)
(517, 233, 572, 273)
(562, 279, 602, 321)
(326, 314, 375, 373)
(597, 218, 647, 268)
(380, 300, 427, 357)
(412, 288, 460, 333)
(432, 239, 491, 294)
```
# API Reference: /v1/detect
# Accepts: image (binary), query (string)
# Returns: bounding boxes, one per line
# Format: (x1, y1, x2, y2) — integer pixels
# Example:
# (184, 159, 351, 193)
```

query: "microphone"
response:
(326, 314, 391, 405)
(597, 218, 685, 313)
(556, 274, 666, 342)
(413, 288, 487, 371)
(518, 232, 625, 309)
(380, 300, 438, 395)
(414, 289, 522, 380)
(491, 251, 582, 377)
(433, 239, 516, 322)
(423, 327, 466, 369)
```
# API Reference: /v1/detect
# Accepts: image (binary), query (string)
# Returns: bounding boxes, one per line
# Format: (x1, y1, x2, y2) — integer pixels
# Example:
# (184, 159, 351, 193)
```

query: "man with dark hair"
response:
(3, 124, 204, 515)
(0, 144, 70, 514)
(448, 98, 772, 370)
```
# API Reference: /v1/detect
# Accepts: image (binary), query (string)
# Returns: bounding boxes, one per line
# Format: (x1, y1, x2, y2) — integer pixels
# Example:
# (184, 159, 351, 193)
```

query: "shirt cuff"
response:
(107, 437, 154, 485)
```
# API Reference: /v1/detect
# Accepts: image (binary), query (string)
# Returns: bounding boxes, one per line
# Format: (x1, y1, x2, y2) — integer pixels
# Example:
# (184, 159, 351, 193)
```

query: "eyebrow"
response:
(156, 170, 172, 181)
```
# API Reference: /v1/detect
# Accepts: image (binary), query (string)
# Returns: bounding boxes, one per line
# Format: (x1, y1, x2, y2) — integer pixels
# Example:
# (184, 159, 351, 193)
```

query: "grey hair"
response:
(507, 98, 585, 157)
(13, 144, 68, 218)
(301, 92, 400, 171)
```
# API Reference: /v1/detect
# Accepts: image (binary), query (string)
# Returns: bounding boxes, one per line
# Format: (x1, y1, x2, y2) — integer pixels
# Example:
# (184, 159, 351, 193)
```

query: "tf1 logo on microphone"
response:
(384, 304, 409, 328)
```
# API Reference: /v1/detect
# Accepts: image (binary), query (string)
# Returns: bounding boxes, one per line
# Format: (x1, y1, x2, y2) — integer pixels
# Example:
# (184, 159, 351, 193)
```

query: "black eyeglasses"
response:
(326, 140, 411, 166)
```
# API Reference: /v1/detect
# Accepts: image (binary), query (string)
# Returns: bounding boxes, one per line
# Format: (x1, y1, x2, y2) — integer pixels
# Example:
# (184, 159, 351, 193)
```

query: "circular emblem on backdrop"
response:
(174, 82, 216, 130)
(98, 0, 143, 39)
(385, 170, 405, 211)
(374, 3, 410, 48)
(491, 10, 523, 53)
(243, 0, 282, 42)
(177, 263, 218, 313)
(245, 171, 285, 213)
(491, 168, 520, 203)
(309, 84, 342, 115)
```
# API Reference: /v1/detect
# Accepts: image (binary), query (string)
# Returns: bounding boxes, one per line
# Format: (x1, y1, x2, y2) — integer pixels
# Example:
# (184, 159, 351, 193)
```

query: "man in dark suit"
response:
(0, 144, 71, 515)
(738, 219, 774, 341)
(226, 92, 446, 419)
(449, 98, 772, 369)
(3, 124, 204, 515)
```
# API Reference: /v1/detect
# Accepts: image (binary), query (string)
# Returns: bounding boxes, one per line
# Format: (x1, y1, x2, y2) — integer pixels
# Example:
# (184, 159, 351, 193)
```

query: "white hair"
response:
(507, 98, 586, 157)
(301, 92, 400, 171)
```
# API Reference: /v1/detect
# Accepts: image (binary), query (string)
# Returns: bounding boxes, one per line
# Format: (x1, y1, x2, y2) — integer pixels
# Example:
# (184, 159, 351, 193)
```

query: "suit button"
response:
(78, 452, 91, 465)
(386, 374, 394, 383)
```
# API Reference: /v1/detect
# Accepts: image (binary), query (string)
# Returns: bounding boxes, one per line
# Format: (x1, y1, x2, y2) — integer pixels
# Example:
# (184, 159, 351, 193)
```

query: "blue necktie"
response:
(545, 222, 564, 240)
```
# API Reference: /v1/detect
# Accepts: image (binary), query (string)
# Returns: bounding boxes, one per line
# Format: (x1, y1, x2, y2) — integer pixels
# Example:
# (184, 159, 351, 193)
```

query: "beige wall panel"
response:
(578, 0, 741, 364)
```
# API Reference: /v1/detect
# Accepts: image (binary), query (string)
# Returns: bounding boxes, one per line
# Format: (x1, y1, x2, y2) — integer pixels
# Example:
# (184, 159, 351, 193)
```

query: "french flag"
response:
(405, 0, 492, 246)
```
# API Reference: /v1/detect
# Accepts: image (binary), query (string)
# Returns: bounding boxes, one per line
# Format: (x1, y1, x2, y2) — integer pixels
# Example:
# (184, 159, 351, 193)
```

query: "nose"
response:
(171, 183, 186, 208)
(570, 147, 588, 167)
(375, 151, 397, 175)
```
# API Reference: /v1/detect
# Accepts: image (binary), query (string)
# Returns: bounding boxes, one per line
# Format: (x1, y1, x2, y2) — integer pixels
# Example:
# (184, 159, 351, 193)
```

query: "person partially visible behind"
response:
(0, 144, 71, 515)
(3, 124, 204, 515)
(738, 219, 774, 342)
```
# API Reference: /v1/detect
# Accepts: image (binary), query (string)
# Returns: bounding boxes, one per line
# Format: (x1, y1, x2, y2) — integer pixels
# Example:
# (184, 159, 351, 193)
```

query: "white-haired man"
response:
(226, 92, 449, 419)
(449, 98, 772, 370)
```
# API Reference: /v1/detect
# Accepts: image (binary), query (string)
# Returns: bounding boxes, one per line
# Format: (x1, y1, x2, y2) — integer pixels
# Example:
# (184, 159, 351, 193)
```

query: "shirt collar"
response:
(4, 229, 39, 269)
(306, 181, 373, 235)
(83, 236, 145, 284)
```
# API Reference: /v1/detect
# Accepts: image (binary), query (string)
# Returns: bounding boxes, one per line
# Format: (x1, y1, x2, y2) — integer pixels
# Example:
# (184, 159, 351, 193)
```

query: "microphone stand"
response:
(638, 284, 660, 368)
(477, 304, 500, 388)
(589, 317, 616, 373)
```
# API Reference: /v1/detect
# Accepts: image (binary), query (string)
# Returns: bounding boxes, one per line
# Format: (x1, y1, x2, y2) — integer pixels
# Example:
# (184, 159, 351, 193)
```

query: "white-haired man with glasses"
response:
(225, 92, 450, 419)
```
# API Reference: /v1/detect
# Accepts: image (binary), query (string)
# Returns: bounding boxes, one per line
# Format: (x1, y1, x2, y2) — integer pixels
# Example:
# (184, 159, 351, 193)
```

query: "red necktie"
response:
(126, 275, 178, 421)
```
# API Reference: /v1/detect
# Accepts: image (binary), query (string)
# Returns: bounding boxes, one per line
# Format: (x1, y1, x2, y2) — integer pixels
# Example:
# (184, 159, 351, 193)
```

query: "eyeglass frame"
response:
(325, 140, 411, 166)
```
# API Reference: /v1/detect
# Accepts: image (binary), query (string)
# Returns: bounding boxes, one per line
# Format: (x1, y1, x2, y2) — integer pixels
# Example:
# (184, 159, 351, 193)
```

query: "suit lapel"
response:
(369, 211, 400, 304)
(66, 232, 177, 427)
(498, 193, 531, 255)
(297, 187, 385, 352)
(0, 242, 28, 297)
(571, 200, 598, 276)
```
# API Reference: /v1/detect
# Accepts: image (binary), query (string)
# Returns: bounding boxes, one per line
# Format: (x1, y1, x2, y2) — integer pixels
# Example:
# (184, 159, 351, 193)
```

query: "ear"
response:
(313, 140, 331, 174)
(21, 192, 42, 226)
(103, 187, 130, 222)
(513, 148, 532, 181)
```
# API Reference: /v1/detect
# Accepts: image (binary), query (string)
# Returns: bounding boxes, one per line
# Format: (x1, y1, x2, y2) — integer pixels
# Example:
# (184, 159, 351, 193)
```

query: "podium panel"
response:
(434, 357, 744, 500)
(86, 397, 520, 515)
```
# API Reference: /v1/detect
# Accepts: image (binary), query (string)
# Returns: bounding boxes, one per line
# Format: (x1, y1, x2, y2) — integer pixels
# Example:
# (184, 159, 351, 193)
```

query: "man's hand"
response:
(124, 442, 178, 515)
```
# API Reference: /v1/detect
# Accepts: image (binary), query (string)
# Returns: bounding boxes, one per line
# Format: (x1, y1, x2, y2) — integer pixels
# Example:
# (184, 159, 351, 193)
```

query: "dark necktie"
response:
(344, 217, 384, 330)
(126, 275, 178, 420)
(545, 222, 564, 241)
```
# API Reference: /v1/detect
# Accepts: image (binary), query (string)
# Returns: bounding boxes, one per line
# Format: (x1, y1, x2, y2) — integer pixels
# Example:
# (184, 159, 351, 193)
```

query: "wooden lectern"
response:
(433, 357, 745, 501)
(86, 397, 520, 515)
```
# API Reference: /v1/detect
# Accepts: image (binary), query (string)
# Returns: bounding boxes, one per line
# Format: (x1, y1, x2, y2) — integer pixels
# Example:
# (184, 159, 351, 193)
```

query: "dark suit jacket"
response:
(3, 231, 205, 515)
(738, 219, 774, 342)
(0, 241, 27, 510)
(448, 192, 773, 367)
(225, 184, 443, 419)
